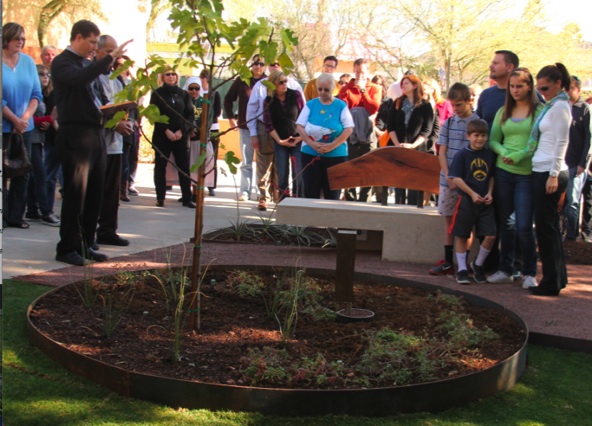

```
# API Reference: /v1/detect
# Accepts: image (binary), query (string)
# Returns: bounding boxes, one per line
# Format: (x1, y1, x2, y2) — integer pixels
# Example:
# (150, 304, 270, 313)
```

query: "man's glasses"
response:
(187, 86, 200, 91)
(317, 87, 331, 92)
(164, 72, 176, 77)
(38, 72, 50, 77)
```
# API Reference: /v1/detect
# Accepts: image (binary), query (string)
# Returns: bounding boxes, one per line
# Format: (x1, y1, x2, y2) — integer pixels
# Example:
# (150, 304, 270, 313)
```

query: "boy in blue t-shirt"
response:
(448, 119, 496, 284)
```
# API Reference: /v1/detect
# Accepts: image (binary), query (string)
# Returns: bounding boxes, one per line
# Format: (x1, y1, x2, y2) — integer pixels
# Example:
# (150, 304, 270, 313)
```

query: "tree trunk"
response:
(38, 0, 66, 46)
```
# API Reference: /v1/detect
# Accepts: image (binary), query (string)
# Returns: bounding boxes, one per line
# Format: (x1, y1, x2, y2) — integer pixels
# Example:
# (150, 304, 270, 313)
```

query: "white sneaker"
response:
(522, 275, 538, 289)
(487, 270, 514, 284)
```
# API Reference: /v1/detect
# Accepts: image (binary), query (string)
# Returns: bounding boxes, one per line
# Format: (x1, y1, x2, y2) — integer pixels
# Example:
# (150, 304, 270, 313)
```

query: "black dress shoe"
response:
(56, 251, 89, 266)
(96, 234, 130, 246)
(208, 188, 216, 196)
(528, 286, 560, 296)
(81, 247, 109, 262)
(183, 201, 196, 208)
(156, 200, 164, 207)
(90, 240, 99, 250)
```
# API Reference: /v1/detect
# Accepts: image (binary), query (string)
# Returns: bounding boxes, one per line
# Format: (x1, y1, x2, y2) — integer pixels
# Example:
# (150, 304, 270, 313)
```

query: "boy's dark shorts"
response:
(450, 195, 496, 239)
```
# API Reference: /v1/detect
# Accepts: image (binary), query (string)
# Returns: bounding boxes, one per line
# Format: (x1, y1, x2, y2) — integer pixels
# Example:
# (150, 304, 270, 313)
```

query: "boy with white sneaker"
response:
(448, 119, 497, 284)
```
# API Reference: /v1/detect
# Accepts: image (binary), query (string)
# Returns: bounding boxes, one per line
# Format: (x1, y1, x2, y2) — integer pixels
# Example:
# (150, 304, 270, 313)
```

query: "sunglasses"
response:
(317, 87, 331, 92)
(38, 72, 50, 77)
(269, 62, 280, 67)
(278, 80, 288, 85)
(164, 72, 176, 77)
(537, 86, 551, 92)
(252, 62, 265, 66)
(187, 86, 200, 91)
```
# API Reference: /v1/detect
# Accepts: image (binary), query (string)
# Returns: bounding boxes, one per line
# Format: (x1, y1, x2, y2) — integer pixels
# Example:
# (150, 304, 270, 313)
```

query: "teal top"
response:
(489, 105, 543, 175)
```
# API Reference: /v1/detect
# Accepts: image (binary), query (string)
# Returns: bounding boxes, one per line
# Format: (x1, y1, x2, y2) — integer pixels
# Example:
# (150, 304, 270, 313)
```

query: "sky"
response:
(543, 0, 592, 41)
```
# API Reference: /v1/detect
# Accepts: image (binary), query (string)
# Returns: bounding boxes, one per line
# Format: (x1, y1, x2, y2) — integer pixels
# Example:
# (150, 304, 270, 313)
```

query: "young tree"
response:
(114, 0, 297, 331)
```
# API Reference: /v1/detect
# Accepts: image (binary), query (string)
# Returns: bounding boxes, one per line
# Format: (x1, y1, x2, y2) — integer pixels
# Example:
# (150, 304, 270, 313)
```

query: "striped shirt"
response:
(438, 112, 479, 186)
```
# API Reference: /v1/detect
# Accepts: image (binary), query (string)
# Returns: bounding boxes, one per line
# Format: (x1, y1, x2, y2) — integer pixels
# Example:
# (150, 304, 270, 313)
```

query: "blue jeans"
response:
(44, 138, 62, 213)
(563, 166, 587, 240)
(494, 169, 537, 276)
(273, 141, 302, 200)
(239, 128, 254, 197)
(27, 142, 52, 215)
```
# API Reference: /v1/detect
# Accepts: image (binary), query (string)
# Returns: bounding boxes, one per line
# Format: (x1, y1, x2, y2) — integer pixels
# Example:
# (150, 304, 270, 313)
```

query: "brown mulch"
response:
(16, 239, 592, 345)
(29, 268, 525, 389)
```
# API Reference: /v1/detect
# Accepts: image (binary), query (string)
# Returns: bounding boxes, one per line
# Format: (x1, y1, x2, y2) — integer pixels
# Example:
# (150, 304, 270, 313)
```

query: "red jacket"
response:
(338, 79, 382, 115)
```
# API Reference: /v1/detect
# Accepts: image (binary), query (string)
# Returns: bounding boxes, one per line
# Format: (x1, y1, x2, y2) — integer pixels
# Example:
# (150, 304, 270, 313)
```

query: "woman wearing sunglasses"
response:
(525, 63, 572, 296)
(263, 70, 305, 201)
(149, 69, 195, 208)
(296, 73, 354, 199)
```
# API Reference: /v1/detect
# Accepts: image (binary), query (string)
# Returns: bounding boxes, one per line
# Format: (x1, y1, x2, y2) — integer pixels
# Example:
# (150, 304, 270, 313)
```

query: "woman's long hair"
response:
(502, 67, 540, 124)
(395, 74, 424, 109)
(36, 64, 53, 97)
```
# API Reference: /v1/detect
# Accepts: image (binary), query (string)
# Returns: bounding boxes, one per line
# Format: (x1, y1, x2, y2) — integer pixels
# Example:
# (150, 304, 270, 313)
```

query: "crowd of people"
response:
(3, 20, 590, 296)
(224, 51, 591, 297)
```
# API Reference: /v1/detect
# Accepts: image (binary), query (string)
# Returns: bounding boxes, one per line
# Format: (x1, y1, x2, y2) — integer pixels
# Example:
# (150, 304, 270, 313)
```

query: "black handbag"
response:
(3, 131, 32, 179)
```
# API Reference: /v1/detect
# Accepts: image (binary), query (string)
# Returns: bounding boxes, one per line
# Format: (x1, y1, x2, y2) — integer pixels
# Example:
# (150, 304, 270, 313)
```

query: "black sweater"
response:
(386, 99, 434, 152)
(150, 84, 195, 145)
(51, 48, 113, 127)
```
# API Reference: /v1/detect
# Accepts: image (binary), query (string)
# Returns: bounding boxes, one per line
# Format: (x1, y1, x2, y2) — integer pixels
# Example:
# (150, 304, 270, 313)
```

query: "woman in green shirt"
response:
(487, 68, 542, 288)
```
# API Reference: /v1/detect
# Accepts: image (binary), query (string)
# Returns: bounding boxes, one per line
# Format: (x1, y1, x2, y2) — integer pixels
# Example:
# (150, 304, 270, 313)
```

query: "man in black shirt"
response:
(51, 20, 131, 266)
(564, 76, 592, 241)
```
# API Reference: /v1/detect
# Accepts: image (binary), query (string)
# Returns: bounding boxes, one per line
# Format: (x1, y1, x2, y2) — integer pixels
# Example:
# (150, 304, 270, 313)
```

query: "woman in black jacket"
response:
(150, 69, 195, 207)
(387, 74, 435, 205)
(263, 71, 304, 201)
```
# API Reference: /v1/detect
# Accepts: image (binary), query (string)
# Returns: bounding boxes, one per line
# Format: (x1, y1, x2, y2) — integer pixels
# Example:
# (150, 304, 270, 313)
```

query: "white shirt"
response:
(532, 99, 571, 174)
(246, 77, 304, 136)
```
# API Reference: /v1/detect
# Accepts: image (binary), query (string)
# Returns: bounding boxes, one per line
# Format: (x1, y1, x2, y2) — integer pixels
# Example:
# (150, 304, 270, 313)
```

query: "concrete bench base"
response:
(275, 198, 443, 264)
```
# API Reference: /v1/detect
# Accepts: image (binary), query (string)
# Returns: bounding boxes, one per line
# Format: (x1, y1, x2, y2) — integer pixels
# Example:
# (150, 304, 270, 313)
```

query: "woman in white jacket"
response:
(526, 63, 572, 296)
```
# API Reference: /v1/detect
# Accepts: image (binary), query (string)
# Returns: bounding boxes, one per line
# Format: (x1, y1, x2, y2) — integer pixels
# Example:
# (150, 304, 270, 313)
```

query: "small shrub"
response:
(227, 270, 265, 297)
(437, 311, 498, 350)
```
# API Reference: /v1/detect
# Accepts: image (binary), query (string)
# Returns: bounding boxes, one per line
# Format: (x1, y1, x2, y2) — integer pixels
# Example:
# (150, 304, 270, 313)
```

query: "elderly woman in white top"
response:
(525, 63, 572, 296)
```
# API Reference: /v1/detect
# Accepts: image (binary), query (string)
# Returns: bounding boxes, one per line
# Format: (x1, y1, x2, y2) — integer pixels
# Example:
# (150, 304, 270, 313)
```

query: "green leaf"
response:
(224, 151, 241, 174)
(104, 111, 128, 130)
(140, 104, 169, 125)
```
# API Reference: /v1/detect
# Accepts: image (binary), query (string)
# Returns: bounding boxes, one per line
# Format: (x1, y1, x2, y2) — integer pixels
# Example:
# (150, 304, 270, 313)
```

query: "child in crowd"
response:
(448, 119, 497, 284)
(429, 83, 479, 275)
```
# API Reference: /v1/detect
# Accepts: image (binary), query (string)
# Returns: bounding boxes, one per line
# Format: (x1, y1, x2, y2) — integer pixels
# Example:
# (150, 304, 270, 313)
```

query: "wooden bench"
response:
(275, 147, 443, 264)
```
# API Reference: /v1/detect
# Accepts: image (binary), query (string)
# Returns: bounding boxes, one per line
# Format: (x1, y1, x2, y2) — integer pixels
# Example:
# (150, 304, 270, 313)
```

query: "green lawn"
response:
(3, 279, 592, 425)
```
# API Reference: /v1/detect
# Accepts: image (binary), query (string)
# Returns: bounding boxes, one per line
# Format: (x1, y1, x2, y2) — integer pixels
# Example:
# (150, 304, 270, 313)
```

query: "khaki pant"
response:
(255, 121, 278, 202)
